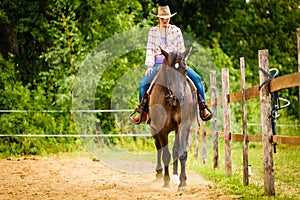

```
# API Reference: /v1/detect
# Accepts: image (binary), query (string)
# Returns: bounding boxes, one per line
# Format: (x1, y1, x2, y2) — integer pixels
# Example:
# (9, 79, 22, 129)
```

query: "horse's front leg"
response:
(152, 133, 163, 179)
(161, 134, 171, 188)
(177, 125, 191, 191)
(178, 150, 188, 191)
(172, 131, 180, 186)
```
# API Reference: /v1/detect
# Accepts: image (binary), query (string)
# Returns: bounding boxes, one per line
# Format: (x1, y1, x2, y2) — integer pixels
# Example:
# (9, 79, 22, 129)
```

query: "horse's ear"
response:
(160, 47, 169, 59)
(183, 46, 192, 61)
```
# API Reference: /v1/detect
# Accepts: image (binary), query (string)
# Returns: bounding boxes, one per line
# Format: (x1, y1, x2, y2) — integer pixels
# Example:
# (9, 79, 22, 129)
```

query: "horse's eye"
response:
(175, 63, 179, 69)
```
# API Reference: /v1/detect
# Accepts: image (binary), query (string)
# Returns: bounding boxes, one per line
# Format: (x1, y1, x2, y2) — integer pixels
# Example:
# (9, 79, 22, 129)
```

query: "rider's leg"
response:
(186, 67, 212, 121)
(130, 64, 159, 124)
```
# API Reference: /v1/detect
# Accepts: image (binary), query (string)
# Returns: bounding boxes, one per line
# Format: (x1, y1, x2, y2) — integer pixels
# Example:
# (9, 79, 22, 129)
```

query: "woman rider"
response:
(129, 5, 211, 124)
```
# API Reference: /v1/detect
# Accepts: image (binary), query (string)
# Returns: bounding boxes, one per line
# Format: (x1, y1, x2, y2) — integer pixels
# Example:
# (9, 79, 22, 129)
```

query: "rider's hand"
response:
(145, 66, 153, 76)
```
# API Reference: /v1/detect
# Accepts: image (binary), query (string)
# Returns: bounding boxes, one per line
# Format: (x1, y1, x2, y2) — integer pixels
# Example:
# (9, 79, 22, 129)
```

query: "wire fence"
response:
(0, 109, 132, 113)
(0, 109, 145, 138)
(0, 109, 299, 138)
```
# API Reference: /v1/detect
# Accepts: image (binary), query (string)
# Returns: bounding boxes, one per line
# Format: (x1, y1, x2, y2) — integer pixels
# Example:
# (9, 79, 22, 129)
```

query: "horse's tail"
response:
(187, 77, 200, 126)
(194, 91, 201, 127)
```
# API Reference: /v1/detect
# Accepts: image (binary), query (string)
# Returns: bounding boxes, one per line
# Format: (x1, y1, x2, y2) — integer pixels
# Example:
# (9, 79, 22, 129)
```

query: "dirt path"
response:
(0, 157, 236, 200)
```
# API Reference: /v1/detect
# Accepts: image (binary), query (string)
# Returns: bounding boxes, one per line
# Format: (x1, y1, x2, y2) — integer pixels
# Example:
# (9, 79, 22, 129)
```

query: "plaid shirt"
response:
(145, 24, 185, 67)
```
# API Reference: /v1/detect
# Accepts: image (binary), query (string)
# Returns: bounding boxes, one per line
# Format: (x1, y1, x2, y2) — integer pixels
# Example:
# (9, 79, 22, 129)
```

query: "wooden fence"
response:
(195, 30, 300, 196)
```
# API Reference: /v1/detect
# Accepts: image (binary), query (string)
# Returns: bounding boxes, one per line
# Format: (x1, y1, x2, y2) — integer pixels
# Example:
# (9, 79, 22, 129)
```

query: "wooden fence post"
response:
(258, 50, 275, 196)
(200, 120, 206, 164)
(222, 68, 232, 176)
(210, 70, 218, 169)
(240, 57, 249, 185)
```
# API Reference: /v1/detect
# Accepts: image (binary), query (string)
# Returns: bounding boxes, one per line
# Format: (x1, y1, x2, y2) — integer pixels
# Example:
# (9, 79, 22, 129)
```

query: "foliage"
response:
(225, 0, 300, 118)
(0, 55, 80, 156)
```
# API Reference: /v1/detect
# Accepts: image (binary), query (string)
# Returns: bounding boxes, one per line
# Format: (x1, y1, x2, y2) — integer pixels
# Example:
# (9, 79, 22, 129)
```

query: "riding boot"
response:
(197, 93, 212, 121)
(129, 93, 149, 124)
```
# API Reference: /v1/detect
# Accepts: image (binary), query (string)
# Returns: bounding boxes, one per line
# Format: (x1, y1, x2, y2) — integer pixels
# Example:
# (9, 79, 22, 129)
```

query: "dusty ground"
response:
(0, 157, 237, 200)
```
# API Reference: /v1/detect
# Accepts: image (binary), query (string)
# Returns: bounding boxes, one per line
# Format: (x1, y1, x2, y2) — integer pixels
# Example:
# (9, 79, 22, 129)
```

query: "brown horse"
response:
(148, 47, 198, 191)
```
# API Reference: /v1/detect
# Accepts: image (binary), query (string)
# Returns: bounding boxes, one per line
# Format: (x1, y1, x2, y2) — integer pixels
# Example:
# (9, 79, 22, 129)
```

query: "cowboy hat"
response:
(151, 5, 177, 19)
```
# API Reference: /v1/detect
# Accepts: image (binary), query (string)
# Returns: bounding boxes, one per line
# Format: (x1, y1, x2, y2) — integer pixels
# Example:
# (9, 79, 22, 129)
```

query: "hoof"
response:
(163, 183, 170, 188)
(172, 175, 180, 186)
(156, 173, 163, 180)
(177, 186, 187, 192)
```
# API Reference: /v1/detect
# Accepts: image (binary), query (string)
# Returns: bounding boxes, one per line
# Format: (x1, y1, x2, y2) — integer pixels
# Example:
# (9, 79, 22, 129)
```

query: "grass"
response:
(188, 136, 300, 199)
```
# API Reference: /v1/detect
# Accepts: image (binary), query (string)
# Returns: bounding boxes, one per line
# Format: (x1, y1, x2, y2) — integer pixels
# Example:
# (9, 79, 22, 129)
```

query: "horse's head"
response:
(160, 47, 192, 106)
(161, 47, 191, 76)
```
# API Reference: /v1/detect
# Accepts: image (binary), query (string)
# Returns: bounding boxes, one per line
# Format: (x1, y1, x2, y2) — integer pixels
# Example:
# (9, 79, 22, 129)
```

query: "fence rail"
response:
(205, 73, 300, 146)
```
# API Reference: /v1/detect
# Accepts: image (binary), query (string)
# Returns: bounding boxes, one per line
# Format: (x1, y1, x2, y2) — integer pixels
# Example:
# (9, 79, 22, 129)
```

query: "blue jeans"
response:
(139, 63, 206, 102)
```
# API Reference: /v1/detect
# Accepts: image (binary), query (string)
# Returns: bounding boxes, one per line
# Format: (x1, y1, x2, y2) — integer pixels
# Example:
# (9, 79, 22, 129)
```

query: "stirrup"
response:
(129, 109, 146, 125)
(200, 105, 212, 121)
(129, 92, 149, 125)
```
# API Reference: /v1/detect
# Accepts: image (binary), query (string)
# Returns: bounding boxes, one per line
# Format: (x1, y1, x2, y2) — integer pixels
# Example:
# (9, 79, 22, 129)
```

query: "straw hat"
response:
(152, 5, 177, 19)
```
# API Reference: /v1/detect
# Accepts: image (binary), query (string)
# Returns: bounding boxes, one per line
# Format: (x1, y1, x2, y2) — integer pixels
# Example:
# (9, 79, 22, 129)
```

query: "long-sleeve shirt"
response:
(145, 24, 185, 67)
